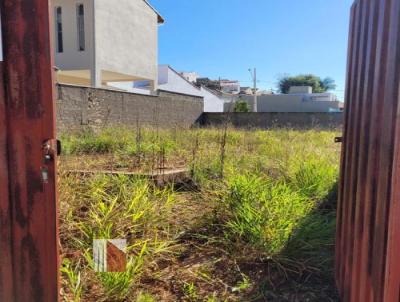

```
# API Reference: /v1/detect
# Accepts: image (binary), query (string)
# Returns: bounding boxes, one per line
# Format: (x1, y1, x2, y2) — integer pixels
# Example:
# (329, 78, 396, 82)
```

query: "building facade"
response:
(180, 72, 199, 83)
(239, 86, 344, 113)
(220, 80, 240, 94)
(158, 65, 203, 97)
(51, 0, 164, 88)
(157, 65, 232, 112)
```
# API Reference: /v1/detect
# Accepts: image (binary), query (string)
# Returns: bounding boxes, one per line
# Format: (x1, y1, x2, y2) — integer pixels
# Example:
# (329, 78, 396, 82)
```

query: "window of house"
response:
(77, 4, 85, 51)
(55, 7, 63, 53)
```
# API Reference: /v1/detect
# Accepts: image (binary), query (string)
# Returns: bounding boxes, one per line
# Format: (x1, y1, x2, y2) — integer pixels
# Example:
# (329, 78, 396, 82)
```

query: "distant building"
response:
(196, 78, 221, 91)
(240, 87, 253, 95)
(288, 86, 313, 94)
(257, 90, 274, 96)
(157, 65, 230, 112)
(236, 86, 344, 113)
(52, 0, 164, 88)
(220, 80, 240, 94)
(180, 72, 199, 83)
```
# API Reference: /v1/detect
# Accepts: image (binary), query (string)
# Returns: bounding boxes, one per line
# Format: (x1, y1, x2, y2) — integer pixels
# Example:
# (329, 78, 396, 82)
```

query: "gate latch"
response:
(42, 139, 62, 163)
(41, 139, 61, 183)
(335, 137, 343, 143)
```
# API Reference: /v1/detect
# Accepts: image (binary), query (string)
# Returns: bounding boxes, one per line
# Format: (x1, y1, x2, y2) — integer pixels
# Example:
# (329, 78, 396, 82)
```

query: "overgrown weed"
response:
(59, 126, 340, 301)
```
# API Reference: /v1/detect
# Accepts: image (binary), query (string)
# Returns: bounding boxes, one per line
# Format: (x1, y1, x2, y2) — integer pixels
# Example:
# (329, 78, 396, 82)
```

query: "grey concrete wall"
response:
(56, 84, 203, 132)
(237, 95, 342, 113)
(201, 112, 343, 129)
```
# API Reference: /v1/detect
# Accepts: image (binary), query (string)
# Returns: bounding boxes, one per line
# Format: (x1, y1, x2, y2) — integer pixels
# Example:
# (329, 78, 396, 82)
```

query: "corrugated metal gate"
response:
(0, 1, 59, 301)
(336, 0, 400, 301)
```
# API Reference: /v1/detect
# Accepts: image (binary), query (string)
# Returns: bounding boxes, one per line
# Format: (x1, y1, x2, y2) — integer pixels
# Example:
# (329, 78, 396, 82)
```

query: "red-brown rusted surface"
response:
(0, 1, 60, 301)
(336, 0, 400, 301)
(0, 62, 14, 301)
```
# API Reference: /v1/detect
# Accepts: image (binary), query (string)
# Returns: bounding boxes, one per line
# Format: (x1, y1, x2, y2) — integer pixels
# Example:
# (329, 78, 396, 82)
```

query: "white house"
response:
(199, 86, 229, 112)
(51, 0, 164, 88)
(158, 65, 203, 97)
(239, 86, 344, 112)
(109, 64, 232, 112)
(180, 72, 199, 83)
(157, 65, 231, 112)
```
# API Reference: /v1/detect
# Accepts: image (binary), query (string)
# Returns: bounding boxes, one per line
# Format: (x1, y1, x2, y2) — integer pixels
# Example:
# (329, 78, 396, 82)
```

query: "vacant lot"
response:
(59, 127, 340, 302)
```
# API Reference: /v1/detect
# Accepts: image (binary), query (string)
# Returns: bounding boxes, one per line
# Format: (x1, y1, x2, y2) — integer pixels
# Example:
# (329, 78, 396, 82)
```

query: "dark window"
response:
(55, 7, 63, 53)
(77, 4, 85, 51)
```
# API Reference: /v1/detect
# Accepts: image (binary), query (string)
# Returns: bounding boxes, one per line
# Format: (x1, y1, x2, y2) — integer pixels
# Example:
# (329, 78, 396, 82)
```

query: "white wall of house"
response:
(200, 87, 226, 112)
(106, 81, 152, 95)
(158, 65, 203, 97)
(52, 0, 160, 88)
(110, 65, 230, 112)
(305, 93, 338, 102)
(95, 0, 159, 87)
(52, 0, 94, 71)
(158, 65, 234, 112)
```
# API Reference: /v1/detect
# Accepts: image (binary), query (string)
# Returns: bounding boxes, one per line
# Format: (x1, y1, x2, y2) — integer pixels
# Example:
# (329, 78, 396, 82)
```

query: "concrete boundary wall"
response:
(56, 85, 343, 132)
(56, 84, 204, 132)
(201, 112, 344, 129)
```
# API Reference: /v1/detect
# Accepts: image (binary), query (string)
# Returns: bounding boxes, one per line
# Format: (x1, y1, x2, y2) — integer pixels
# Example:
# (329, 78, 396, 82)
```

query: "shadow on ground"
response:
(242, 182, 340, 302)
(142, 183, 340, 302)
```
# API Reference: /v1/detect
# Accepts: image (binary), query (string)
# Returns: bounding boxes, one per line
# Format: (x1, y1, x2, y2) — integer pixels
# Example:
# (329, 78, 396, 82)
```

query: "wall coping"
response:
(203, 112, 344, 115)
(57, 83, 160, 98)
(158, 89, 204, 99)
(57, 84, 205, 100)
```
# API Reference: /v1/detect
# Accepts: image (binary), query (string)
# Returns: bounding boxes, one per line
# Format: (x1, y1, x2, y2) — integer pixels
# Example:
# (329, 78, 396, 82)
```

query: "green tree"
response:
(278, 75, 336, 94)
(234, 100, 250, 113)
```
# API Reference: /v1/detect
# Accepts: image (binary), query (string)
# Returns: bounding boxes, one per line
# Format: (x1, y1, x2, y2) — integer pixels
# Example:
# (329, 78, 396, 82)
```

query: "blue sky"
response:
(151, 0, 354, 100)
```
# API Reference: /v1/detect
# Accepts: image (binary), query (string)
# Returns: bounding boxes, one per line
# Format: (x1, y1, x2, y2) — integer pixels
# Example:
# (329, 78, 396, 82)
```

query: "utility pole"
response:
(249, 68, 257, 112)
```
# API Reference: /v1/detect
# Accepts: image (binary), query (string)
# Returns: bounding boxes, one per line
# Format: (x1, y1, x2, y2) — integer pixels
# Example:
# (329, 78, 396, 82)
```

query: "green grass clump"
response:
(224, 174, 314, 255)
(290, 159, 337, 200)
(61, 128, 130, 154)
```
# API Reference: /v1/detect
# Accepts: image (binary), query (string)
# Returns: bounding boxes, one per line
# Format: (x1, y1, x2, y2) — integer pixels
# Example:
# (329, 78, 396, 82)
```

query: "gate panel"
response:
(0, 62, 13, 301)
(337, 0, 400, 301)
(0, 1, 59, 301)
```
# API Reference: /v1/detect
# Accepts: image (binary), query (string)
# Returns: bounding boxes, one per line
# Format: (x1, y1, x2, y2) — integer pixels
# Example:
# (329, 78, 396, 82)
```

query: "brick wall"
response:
(56, 84, 204, 132)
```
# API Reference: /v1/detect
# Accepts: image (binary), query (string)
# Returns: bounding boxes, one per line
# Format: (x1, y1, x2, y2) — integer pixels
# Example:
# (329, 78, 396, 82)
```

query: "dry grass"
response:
(59, 127, 340, 302)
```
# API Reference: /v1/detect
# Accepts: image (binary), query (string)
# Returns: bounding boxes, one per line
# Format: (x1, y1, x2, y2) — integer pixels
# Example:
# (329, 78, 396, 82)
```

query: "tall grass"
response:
(59, 172, 179, 301)
(224, 175, 315, 255)
(59, 126, 341, 301)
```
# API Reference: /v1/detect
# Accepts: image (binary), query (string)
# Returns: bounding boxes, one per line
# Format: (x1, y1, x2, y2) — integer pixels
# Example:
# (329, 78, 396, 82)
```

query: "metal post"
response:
(249, 68, 258, 112)
(0, 1, 60, 301)
(253, 68, 258, 112)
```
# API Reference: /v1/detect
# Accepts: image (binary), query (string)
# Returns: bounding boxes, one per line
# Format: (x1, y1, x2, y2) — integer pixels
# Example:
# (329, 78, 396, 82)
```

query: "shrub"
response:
(233, 100, 250, 113)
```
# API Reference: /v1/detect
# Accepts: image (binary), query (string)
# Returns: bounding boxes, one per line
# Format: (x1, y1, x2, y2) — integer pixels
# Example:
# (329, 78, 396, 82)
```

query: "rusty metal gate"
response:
(336, 0, 400, 301)
(0, 1, 59, 301)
